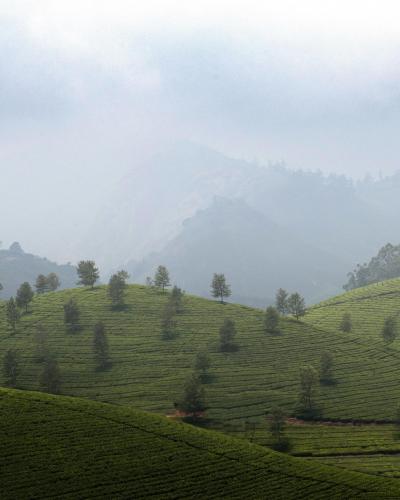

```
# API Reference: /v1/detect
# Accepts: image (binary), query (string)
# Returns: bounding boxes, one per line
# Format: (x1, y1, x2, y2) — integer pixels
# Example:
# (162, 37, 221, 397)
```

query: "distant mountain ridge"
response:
(78, 142, 400, 304)
(129, 198, 346, 306)
(0, 242, 76, 298)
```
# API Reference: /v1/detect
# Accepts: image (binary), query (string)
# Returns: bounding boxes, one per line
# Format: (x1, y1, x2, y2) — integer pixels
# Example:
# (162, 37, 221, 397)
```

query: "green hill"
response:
(305, 277, 400, 349)
(2, 388, 400, 499)
(2, 284, 400, 422)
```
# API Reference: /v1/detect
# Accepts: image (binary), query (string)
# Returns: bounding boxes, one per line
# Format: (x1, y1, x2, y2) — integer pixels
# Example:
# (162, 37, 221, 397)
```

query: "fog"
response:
(1, 0, 400, 275)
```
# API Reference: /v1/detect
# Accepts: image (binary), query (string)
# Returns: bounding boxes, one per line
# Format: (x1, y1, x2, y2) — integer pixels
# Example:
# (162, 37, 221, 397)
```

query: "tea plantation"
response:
(2, 388, 400, 499)
(305, 277, 400, 347)
(1, 284, 400, 422)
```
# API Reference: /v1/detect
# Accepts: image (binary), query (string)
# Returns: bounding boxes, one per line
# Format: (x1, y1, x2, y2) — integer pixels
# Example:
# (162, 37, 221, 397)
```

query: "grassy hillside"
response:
(305, 278, 400, 348)
(2, 285, 400, 422)
(2, 388, 400, 499)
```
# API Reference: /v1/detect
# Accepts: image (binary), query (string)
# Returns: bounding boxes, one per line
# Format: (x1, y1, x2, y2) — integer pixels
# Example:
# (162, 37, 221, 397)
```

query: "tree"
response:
(145, 276, 153, 287)
(176, 373, 205, 418)
(93, 322, 110, 371)
(194, 351, 211, 381)
(3, 349, 18, 387)
(297, 365, 318, 417)
(287, 293, 306, 320)
(382, 317, 397, 344)
(219, 318, 237, 352)
(77, 260, 99, 288)
(108, 271, 129, 309)
(34, 323, 49, 362)
(339, 313, 352, 333)
(211, 273, 231, 304)
(16, 282, 34, 312)
(264, 306, 280, 335)
(275, 288, 289, 315)
(170, 285, 184, 313)
(154, 265, 170, 291)
(47, 272, 60, 291)
(161, 301, 176, 340)
(35, 274, 49, 294)
(63, 298, 80, 332)
(40, 357, 61, 394)
(6, 297, 20, 334)
(320, 351, 334, 384)
(267, 406, 291, 451)
(0, 283, 3, 295)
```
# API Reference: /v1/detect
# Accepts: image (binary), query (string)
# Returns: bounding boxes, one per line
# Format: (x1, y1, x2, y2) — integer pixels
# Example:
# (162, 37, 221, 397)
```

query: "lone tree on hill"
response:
(211, 273, 231, 304)
(47, 272, 61, 291)
(161, 301, 177, 340)
(35, 274, 49, 294)
(267, 406, 291, 452)
(64, 298, 81, 332)
(6, 297, 20, 334)
(108, 271, 129, 309)
(382, 317, 397, 344)
(16, 282, 34, 313)
(93, 322, 110, 371)
(176, 373, 205, 418)
(219, 318, 237, 352)
(77, 260, 99, 288)
(154, 265, 170, 291)
(264, 306, 280, 335)
(320, 351, 334, 384)
(275, 288, 289, 315)
(34, 323, 49, 362)
(287, 293, 306, 320)
(194, 351, 211, 381)
(170, 285, 184, 313)
(297, 365, 318, 417)
(3, 349, 19, 387)
(40, 357, 61, 394)
(339, 312, 352, 333)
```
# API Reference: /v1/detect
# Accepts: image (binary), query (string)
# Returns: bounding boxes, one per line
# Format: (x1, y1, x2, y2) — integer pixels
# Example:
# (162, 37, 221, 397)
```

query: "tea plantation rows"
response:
(2, 388, 400, 499)
(2, 285, 400, 421)
(306, 278, 400, 348)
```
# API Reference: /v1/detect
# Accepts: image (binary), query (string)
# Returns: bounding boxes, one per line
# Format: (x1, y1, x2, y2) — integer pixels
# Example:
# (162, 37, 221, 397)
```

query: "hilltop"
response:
(2, 284, 400, 422)
(305, 277, 400, 348)
(1, 388, 400, 499)
(0, 242, 76, 298)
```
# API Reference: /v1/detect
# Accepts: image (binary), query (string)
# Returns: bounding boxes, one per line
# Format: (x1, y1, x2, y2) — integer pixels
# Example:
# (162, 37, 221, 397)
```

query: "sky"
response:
(1, 0, 400, 256)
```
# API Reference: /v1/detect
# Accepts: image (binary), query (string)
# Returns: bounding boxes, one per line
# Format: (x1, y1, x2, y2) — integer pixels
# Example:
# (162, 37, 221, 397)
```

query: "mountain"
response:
(3, 388, 398, 499)
(129, 198, 347, 305)
(80, 143, 399, 304)
(0, 242, 76, 298)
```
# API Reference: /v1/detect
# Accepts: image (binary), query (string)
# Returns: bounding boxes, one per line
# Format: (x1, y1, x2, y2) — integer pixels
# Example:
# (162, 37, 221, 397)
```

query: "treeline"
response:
(344, 243, 400, 290)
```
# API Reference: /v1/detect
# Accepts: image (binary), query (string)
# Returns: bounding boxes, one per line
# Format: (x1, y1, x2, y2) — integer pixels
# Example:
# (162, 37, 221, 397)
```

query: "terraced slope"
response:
(2, 285, 400, 421)
(305, 278, 400, 348)
(2, 388, 400, 499)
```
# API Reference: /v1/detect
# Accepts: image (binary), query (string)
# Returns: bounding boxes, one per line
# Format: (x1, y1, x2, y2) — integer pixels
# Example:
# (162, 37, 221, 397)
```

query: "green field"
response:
(306, 277, 400, 347)
(2, 284, 400, 422)
(2, 388, 400, 499)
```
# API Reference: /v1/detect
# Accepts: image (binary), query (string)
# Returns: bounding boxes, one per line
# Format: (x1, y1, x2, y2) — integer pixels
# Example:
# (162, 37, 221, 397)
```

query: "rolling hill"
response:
(0, 242, 76, 298)
(2, 284, 400, 422)
(305, 277, 400, 348)
(2, 388, 400, 499)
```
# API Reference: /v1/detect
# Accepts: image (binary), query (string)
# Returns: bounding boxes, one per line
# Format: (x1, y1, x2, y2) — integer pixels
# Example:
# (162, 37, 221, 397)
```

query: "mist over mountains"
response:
(3, 142, 400, 305)
(77, 142, 398, 305)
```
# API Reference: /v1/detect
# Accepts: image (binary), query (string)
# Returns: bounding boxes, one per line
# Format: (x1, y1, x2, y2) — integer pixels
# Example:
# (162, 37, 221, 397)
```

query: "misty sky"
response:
(1, 1, 400, 257)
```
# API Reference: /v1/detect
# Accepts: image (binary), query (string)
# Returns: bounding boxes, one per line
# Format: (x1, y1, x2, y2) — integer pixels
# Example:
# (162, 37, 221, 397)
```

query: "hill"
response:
(130, 198, 346, 306)
(305, 277, 400, 349)
(0, 242, 76, 298)
(2, 388, 400, 499)
(2, 284, 400, 422)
